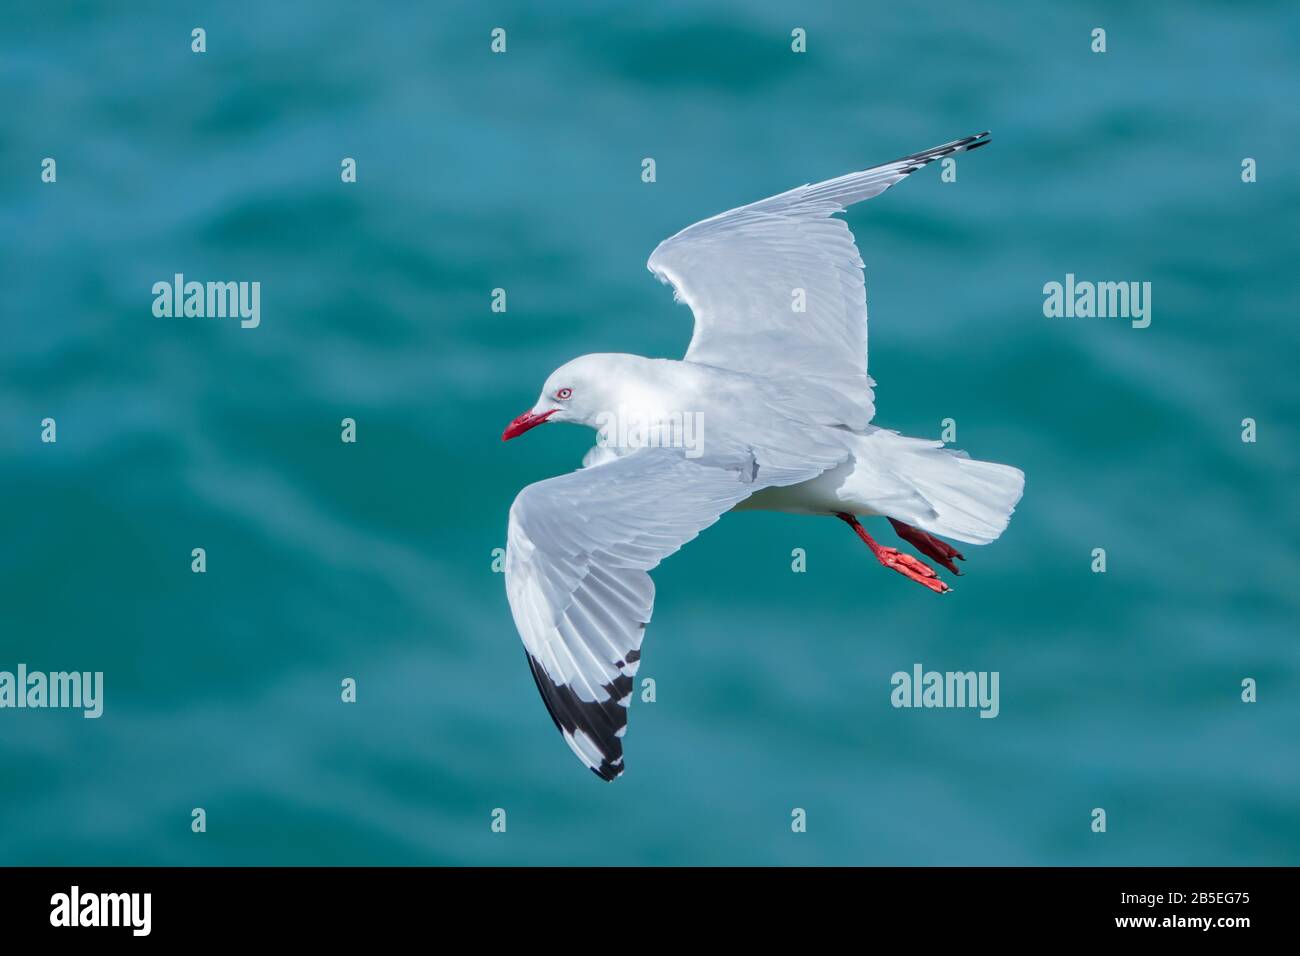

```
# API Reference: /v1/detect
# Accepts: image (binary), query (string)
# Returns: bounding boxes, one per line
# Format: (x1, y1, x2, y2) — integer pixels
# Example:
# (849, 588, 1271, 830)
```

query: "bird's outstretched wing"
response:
(505, 443, 838, 780)
(647, 132, 989, 419)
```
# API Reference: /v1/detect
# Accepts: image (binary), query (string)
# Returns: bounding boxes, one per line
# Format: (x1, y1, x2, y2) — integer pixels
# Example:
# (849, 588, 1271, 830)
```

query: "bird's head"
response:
(502, 353, 639, 441)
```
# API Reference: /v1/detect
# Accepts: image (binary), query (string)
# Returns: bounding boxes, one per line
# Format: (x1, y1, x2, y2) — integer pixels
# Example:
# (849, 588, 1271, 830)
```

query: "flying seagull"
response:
(501, 132, 1024, 781)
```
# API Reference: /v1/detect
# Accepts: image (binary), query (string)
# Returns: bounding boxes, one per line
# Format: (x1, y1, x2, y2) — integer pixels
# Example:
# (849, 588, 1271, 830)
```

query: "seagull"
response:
(501, 132, 1024, 781)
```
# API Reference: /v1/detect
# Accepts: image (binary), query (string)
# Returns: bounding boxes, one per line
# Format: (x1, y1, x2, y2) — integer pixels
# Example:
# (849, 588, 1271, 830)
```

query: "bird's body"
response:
(501, 133, 1024, 780)
(564, 352, 1022, 542)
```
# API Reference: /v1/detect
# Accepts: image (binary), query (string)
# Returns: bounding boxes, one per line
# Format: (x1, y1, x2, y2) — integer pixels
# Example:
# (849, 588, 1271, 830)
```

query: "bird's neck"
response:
(579, 358, 705, 434)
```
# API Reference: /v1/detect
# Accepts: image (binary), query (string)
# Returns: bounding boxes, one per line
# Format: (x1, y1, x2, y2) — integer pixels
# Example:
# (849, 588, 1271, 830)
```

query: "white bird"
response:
(502, 132, 1024, 781)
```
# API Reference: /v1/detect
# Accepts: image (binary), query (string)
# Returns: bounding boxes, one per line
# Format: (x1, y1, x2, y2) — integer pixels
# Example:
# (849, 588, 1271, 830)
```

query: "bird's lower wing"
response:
(505, 443, 838, 780)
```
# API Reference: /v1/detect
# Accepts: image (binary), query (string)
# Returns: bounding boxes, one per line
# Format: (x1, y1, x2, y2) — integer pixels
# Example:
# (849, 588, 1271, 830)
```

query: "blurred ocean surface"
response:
(1, 1, 1298, 864)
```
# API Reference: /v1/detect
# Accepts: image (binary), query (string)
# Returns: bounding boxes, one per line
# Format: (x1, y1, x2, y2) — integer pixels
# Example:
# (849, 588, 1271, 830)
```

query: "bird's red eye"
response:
(556, 387, 572, 400)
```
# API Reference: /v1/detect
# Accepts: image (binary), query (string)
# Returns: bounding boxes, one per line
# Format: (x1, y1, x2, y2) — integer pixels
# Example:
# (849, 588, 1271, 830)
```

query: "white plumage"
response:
(502, 133, 1024, 780)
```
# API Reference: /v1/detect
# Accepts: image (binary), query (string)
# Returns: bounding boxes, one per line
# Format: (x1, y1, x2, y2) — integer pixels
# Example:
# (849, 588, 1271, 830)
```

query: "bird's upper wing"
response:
(505, 441, 840, 780)
(647, 132, 990, 421)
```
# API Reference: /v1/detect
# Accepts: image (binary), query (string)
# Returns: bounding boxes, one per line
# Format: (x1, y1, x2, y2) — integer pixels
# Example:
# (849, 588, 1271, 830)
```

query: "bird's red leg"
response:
(834, 512, 949, 594)
(887, 517, 965, 576)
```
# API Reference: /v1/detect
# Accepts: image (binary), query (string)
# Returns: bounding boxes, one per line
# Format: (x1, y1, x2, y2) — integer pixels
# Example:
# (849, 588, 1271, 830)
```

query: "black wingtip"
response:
(894, 131, 992, 176)
(944, 131, 990, 155)
(524, 650, 629, 783)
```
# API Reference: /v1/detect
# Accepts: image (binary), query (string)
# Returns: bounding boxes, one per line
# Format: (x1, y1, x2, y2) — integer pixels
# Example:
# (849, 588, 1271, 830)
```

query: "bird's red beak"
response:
(502, 408, 556, 441)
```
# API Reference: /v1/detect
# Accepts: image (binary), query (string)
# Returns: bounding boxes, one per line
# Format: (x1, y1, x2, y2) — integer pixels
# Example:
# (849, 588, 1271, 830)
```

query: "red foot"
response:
(835, 513, 950, 594)
(887, 518, 965, 575)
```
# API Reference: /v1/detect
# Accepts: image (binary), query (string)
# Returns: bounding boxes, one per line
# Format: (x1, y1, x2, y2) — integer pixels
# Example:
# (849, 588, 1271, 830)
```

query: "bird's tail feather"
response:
(855, 429, 1024, 545)
(907, 453, 1025, 545)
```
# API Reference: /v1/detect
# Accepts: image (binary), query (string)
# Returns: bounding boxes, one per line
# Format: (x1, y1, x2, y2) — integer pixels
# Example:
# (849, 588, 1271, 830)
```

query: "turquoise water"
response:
(2, 1, 1298, 865)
